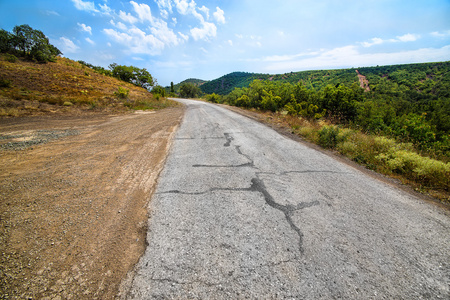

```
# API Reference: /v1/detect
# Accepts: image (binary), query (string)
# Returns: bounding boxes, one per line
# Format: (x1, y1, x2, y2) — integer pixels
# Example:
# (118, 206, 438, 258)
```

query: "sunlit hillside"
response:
(0, 54, 176, 117)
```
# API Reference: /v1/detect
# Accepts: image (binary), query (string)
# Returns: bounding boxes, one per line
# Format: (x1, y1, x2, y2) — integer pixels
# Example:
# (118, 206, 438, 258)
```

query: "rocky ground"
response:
(0, 107, 184, 299)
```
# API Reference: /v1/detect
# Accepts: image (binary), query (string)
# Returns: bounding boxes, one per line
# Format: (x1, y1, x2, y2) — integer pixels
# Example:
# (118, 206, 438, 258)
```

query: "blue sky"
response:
(1, 0, 449, 86)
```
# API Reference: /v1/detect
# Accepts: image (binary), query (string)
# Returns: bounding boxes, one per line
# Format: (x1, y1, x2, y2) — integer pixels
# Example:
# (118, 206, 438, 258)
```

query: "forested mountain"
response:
(180, 62, 449, 99)
(167, 78, 207, 94)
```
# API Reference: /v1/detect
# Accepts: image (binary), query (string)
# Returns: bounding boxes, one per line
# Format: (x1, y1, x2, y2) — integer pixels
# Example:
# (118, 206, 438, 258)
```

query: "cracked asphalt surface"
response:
(126, 99, 449, 299)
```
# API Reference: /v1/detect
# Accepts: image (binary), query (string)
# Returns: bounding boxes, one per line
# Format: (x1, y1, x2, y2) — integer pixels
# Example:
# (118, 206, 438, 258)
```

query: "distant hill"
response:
(176, 62, 450, 96)
(166, 78, 208, 94)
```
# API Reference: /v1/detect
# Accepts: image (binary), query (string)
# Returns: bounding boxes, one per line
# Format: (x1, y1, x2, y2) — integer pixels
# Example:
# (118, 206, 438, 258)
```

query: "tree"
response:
(1, 24, 61, 62)
(109, 64, 154, 89)
(0, 29, 13, 52)
(180, 83, 201, 98)
(170, 81, 174, 93)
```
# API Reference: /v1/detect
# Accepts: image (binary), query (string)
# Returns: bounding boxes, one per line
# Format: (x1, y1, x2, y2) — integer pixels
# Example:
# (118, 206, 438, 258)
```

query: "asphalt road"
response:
(127, 99, 449, 299)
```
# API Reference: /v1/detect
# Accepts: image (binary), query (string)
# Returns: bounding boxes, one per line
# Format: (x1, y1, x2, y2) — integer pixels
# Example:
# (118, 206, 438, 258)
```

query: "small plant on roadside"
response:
(4, 53, 18, 63)
(318, 125, 340, 148)
(114, 86, 129, 99)
(0, 78, 11, 88)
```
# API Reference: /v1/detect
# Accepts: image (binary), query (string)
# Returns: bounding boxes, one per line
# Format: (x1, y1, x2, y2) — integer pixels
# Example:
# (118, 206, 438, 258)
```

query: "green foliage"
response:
(3, 53, 17, 63)
(109, 63, 154, 89)
(180, 83, 201, 98)
(0, 78, 11, 88)
(114, 87, 129, 99)
(318, 125, 340, 148)
(78, 60, 113, 76)
(205, 93, 221, 103)
(151, 85, 166, 98)
(0, 24, 61, 62)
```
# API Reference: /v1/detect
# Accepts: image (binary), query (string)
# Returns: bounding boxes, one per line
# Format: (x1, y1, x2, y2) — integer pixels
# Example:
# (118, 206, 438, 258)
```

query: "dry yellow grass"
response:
(0, 54, 177, 116)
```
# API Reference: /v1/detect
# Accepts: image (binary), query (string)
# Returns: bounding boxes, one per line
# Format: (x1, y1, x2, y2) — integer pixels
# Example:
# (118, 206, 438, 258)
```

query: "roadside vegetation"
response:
(202, 63, 450, 202)
(0, 24, 177, 116)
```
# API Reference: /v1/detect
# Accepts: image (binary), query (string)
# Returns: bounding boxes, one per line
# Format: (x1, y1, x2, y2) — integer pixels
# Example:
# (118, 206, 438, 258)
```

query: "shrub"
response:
(0, 78, 11, 88)
(4, 53, 17, 63)
(205, 93, 221, 103)
(318, 125, 340, 148)
(114, 87, 129, 99)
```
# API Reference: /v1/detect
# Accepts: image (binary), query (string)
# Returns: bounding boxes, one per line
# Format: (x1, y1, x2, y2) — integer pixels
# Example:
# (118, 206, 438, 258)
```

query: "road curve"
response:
(127, 99, 449, 299)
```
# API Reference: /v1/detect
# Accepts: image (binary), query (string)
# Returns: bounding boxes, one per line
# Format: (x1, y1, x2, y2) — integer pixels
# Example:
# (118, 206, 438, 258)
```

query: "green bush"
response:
(114, 87, 129, 99)
(318, 125, 340, 148)
(205, 93, 221, 103)
(4, 53, 17, 63)
(0, 78, 11, 88)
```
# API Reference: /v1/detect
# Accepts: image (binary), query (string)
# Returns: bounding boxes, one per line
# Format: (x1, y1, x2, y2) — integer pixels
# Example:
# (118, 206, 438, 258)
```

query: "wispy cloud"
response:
(58, 37, 79, 54)
(71, 0, 98, 13)
(85, 37, 95, 45)
(397, 33, 420, 42)
(362, 33, 421, 48)
(213, 7, 225, 24)
(431, 30, 450, 38)
(77, 22, 92, 35)
(264, 45, 450, 72)
(45, 10, 60, 16)
(191, 22, 217, 41)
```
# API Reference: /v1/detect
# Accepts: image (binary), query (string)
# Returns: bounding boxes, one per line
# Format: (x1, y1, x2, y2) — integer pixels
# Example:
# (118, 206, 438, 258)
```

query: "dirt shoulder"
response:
(0, 107, 184, 299)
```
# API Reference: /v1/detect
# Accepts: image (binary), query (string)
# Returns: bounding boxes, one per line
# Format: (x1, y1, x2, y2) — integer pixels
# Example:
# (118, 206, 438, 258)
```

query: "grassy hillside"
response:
(0, 54, 176, 117)
(167, 78, 207, 94)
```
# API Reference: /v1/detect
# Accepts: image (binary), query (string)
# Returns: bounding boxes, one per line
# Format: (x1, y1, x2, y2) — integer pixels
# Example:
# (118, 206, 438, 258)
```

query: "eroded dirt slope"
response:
(0, 107, 184, 299)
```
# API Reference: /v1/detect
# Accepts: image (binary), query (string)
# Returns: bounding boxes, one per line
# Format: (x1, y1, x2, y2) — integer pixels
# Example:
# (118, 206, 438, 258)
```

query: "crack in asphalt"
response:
(160, 132, 319, 253)
(160, 177, 319, 253)
(223, 133, 233, 147)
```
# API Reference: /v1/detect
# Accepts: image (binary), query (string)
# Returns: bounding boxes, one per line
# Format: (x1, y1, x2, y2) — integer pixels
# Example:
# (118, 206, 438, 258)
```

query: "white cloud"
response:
(119, 10, 138, 23)
(107, 42, 112, 47)
(361, 37, 384, 47)
(199, 6, 209, 19)
(85, 37, 95, 45)
(160, 9, 169, 19)
(264, 45, 450, 73)
(213, 7, 225, 24)
(71, 0, 98, 13)
(178, 32, 189, 41)
(397, 33, 420, 42)
(235, 34, 243, 39)
(191, 21, 217, 41)
(150, 19, 179, 47)
(110, 20, 128, 31)
(130, 1, 153, 23)
(77, 22, 92, 35)
(99, 3, 113, 15)
(45, 10, 60, 16)
(172, 17, 177, 25)
(228, 40, 233, 46)
(362, 33, 421, 48)
(431, 30, 450, 38)
(104, 26, 168, 55)
(200, 47, 208, 54)
(155, 0, 173, 14)
(174, 0, 189, 15)
(59, 37, 79, 53)
(132, 56, 144, 61)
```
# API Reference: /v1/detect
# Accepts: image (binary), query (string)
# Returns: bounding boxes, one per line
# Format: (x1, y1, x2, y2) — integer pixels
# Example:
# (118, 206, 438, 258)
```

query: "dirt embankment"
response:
(0, 107, 184, 299)
(355, 70, 370, 91)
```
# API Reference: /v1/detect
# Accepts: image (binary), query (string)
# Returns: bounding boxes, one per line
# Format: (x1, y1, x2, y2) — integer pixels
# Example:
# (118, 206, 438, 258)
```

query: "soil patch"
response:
(0, 107, 184, 299)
